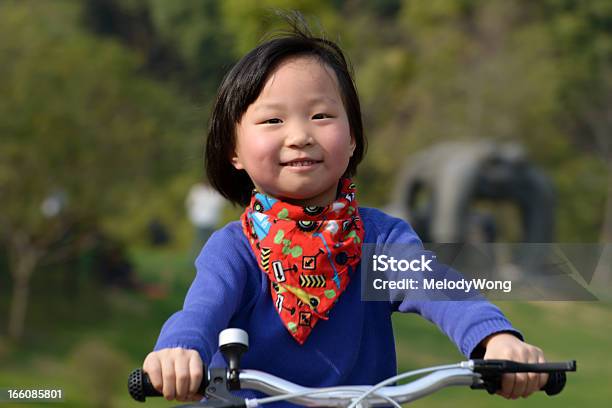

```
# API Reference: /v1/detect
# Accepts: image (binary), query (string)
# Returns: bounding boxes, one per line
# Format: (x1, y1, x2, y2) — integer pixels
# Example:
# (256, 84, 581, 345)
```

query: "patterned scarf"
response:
(240, 178, 364, 344)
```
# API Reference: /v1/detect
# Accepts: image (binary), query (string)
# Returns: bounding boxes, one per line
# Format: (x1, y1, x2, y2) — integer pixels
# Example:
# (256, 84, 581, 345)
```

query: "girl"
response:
(143, 21, 547, 405)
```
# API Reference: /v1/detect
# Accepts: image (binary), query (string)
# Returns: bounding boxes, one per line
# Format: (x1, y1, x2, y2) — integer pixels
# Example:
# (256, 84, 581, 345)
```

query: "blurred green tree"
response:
(541, 0, 612, 241)
(81, 0, 344, 98)
(0, 0, 197, 340)
(82, 0, 234, 101)
(349, 0, 608, 241)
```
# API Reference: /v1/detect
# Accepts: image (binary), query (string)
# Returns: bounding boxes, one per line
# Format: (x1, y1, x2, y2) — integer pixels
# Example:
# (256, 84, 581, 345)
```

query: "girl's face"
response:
(231, 56, 355, 207)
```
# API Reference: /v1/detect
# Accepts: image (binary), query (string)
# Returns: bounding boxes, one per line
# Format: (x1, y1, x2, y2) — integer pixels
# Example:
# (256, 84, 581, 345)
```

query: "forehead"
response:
(257, 56, 343, 102)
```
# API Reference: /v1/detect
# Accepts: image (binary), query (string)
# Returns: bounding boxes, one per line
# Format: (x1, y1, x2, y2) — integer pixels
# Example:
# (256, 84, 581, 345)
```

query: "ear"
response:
(231, 151, 244, 170)
(349, 134, 356, 157)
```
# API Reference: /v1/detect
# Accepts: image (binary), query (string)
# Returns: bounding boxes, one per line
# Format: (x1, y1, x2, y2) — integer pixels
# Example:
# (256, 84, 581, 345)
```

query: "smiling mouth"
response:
(281, 160, 322, 167)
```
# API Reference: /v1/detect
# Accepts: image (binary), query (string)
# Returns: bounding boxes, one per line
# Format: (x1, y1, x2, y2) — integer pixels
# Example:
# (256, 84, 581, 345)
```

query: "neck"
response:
(253, 183, 344, 208)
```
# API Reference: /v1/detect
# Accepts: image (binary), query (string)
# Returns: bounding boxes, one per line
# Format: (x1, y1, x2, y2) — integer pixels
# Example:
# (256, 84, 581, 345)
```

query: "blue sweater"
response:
(154, 207, 520, 405)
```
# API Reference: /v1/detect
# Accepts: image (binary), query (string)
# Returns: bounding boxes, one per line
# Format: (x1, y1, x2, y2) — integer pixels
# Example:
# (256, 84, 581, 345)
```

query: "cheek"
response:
(325, 123, 353, 159)
(249, 138, 279, 163)
(237, 130, 278, 164)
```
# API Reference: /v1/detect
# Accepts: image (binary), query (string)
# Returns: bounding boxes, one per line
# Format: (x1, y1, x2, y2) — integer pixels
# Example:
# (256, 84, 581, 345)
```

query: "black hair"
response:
(205, 12, 366, 206)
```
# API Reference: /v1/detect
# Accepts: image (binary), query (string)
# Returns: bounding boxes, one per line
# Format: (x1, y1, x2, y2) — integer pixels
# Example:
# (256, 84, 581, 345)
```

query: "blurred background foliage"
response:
(0, 0, 610, 407)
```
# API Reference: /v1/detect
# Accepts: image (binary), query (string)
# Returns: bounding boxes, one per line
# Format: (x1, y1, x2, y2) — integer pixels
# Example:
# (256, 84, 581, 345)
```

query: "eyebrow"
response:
(252, 103, 285, 112)
(252, 97, 339, 112)
(307, 96, 339, 106)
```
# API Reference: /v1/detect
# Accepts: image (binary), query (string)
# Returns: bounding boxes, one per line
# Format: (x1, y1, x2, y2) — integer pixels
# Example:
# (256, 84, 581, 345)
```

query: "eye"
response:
(262, 118, 282, 124)
(312, 113, 333, 120)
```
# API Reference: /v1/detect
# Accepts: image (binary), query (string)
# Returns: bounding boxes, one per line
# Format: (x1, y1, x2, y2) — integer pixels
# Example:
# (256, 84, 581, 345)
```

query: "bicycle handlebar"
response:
(128, 359, 576, 406)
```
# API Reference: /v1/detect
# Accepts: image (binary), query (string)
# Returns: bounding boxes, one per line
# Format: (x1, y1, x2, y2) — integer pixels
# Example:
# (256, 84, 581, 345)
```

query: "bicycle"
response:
(128, 328, 576, 407)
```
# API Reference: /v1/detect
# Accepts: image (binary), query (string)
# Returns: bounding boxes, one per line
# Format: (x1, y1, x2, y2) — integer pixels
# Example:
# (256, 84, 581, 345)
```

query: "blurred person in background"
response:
(186, 180, 225, 254)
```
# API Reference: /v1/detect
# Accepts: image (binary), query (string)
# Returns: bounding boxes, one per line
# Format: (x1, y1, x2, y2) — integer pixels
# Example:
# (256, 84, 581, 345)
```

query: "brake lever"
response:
(174, 368, 246, 408)
(206, 368, 246, 407)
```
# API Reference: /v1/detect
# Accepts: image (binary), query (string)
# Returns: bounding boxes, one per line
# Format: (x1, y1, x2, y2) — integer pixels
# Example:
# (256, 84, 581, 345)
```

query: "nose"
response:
(284, 120, 313, 148)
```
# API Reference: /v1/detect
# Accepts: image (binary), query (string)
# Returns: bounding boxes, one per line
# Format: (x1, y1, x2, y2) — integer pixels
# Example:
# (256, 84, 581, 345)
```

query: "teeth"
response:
(287, 160, 316, 167)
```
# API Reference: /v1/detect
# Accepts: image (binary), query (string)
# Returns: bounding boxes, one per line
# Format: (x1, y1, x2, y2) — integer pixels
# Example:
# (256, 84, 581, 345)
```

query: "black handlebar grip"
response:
(472, 360, 575, 396)
(484, 370, 569, 396)
(542, 371, 566, 396)
(478, 371, 567, 396)
(128, 368, 163, 402)
(128, 368, 210, 402)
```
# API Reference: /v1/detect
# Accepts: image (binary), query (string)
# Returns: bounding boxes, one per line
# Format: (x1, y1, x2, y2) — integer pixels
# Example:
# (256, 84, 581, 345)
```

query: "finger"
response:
(511, 373, 528, 399)
(499, 373, 515, 399)
(143, 354, 163, 393)
(524, 351, 542, 397)
(161, 357, 176, 400)
(174, 356, 190, 401)
(525, 372, 540, 396)
(189, 352, 204, 396)
(537, 354, 549, 390)
(510, 348, 533, 399)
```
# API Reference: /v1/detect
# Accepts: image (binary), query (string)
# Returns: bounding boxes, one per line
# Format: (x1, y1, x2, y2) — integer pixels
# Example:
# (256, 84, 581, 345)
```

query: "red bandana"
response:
(240, 178, 364, 344)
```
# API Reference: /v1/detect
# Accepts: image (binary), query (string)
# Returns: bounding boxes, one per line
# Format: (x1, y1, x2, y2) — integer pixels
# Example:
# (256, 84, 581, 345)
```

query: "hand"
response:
(482, 333, 548, 399)
(143, 348, 204, 402)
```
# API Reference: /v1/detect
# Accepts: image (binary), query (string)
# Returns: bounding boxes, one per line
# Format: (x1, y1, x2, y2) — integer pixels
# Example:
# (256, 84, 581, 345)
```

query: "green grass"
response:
(1, 248, 610, 407)
(0, 247, 195, 408)
(392, 301, 612, 406)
